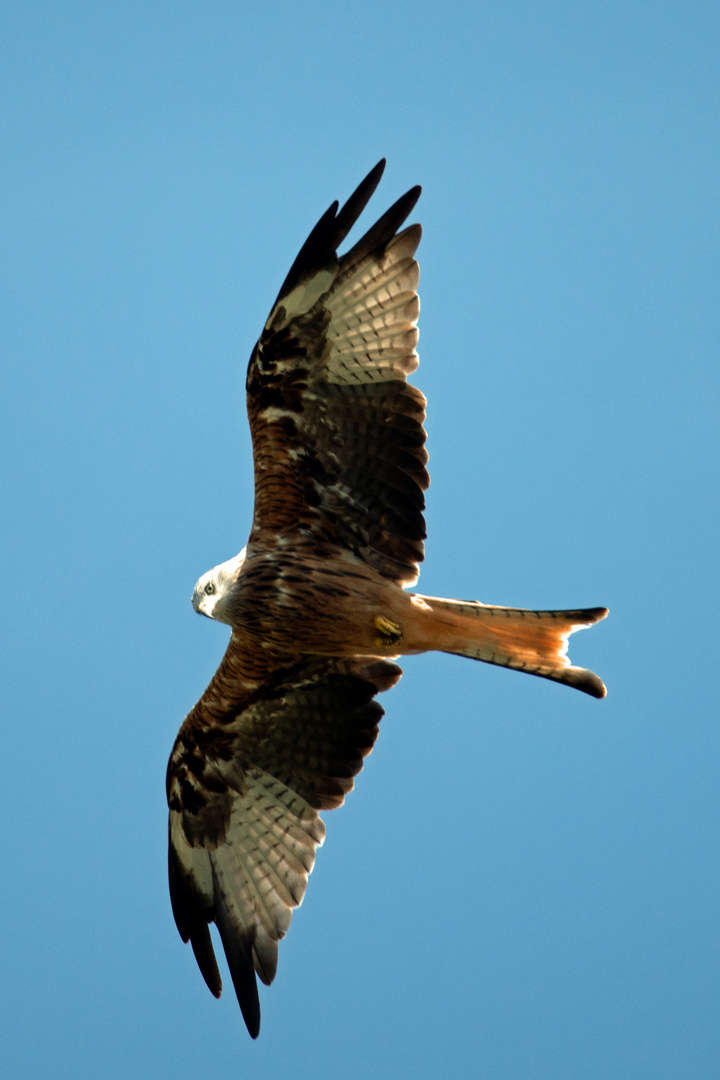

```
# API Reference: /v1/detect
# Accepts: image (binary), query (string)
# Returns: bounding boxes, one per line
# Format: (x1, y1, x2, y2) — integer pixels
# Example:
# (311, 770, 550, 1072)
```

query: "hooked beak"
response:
(191, 593, 210, 617)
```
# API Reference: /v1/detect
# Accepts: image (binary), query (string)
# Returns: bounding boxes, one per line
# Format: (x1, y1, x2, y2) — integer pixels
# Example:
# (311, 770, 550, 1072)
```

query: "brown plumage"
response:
(167, 160, 608, 1038)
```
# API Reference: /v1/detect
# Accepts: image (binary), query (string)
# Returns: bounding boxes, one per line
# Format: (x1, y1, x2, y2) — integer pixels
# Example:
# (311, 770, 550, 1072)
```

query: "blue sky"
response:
(2, 2, 719, 1077)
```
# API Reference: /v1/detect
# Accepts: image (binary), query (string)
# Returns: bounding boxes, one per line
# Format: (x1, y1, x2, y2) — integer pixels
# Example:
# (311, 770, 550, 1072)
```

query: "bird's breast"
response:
(226, 542, 409, 659)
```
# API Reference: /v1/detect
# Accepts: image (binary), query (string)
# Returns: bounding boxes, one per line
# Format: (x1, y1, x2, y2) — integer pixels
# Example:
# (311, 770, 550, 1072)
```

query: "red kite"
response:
(167, 161, 607, 1037)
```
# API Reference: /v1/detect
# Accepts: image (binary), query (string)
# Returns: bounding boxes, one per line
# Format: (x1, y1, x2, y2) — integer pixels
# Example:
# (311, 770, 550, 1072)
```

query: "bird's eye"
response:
(204, 581, 216, 595)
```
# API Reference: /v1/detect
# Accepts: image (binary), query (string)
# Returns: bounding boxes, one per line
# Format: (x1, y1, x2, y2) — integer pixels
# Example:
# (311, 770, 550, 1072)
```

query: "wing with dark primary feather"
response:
(246, 160, 428, 588)
(167, 639, 401, 1038)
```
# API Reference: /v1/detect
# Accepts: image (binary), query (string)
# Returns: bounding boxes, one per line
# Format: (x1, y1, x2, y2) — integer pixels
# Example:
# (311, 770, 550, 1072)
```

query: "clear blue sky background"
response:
(2, 2, 719, 1077)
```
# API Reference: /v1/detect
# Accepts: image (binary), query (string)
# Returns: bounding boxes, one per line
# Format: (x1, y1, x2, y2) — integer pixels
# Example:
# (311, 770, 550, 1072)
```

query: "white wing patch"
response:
(266, 268, 336, 331)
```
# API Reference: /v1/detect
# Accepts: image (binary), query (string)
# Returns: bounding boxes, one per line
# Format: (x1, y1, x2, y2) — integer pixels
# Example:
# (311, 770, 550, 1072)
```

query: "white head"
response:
(191, 548, 246, 624)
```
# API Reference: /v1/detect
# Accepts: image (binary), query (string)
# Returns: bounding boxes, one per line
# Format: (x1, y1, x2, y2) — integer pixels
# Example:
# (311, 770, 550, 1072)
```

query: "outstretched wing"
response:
(167, 639, 401, 1038)
(246, 160, 428, 588)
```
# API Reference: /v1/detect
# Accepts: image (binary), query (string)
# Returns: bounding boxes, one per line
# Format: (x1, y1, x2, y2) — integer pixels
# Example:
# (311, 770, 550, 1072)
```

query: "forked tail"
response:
(410, 595, 608, 697)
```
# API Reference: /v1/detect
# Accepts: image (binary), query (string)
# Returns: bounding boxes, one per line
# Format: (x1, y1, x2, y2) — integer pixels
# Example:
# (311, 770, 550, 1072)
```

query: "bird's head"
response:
(191, 548, 246, 624)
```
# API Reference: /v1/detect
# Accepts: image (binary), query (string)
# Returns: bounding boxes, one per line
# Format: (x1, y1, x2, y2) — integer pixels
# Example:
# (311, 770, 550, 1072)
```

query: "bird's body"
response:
(167, 161, 608, 1038)
(195, 538, 606, 686)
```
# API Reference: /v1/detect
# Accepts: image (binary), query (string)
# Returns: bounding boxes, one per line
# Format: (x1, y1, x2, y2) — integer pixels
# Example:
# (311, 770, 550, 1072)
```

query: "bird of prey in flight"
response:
(166, 160, 607, 1038)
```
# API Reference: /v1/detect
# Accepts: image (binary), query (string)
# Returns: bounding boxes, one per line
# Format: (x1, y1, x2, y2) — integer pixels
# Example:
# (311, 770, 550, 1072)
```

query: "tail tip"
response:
(563, 666, 607, 699)
(575, 606, 609, 627)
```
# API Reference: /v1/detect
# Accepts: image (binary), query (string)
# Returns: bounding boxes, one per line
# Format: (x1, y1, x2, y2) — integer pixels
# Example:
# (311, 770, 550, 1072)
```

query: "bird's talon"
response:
(373, 615, 403, 646)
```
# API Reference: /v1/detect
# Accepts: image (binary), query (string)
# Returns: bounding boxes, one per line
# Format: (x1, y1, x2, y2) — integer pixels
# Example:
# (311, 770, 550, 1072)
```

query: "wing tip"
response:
(190, 927, 223, 997)
(214, 890, 263, 1038)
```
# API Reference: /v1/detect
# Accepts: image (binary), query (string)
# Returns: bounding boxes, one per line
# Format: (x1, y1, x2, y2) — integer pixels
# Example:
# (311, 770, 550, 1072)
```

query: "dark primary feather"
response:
(337, 182, 422, 276)
(271, 159, 388, 308)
